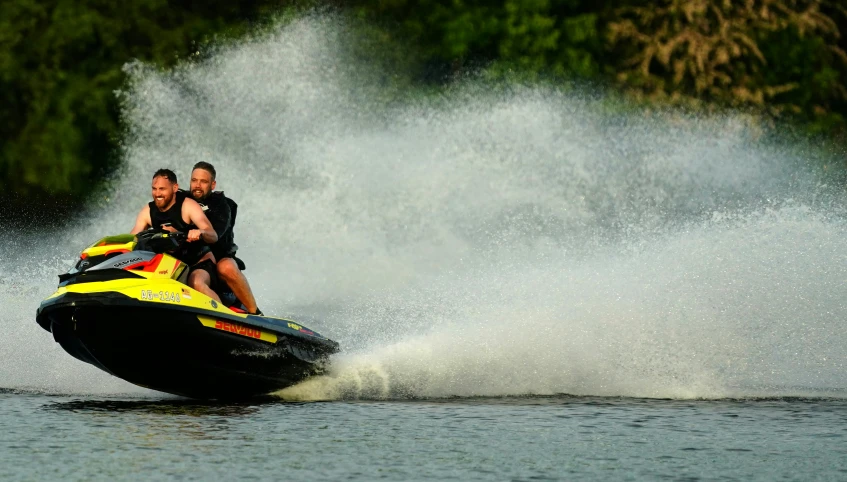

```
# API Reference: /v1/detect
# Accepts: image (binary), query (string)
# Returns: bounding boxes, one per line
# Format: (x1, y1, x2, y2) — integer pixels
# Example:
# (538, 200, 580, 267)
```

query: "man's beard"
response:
(191, 189, 209, 202)
(154, 193, 174, 209)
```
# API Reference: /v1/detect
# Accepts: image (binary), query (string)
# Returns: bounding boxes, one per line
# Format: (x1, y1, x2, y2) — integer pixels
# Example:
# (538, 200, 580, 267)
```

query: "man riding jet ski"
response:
(184, 161, 262, 315)
(130, 168, 219, 301)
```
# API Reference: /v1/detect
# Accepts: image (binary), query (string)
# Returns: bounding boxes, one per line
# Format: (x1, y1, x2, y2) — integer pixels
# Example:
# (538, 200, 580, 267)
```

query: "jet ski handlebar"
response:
(134, 228, 187, 253)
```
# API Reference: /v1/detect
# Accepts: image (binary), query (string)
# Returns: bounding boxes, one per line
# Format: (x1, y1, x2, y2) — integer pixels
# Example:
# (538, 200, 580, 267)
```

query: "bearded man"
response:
(186, 162, 262, 315)
(130, 169, 220, 301)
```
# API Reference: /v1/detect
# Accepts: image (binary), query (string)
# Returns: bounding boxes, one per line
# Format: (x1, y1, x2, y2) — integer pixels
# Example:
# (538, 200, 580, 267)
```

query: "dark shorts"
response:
(191, 259, 219, 291)
(175, 245, 211, 267)
(232, 256, 246, 271)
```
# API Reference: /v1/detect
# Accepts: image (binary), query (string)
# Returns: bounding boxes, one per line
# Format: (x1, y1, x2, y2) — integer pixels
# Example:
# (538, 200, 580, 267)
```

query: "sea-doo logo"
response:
(196, 315, 277, 343)
(114, 257, 143, 268)
(214, 320, 262, 339)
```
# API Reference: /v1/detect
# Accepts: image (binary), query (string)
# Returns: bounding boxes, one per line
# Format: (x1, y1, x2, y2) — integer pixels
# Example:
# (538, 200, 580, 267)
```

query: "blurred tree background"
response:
(1, 0, 846, 225)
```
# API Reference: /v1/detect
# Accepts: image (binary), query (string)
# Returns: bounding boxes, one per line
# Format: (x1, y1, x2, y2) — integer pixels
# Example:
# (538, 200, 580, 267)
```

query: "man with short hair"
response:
(187, 162, 262, 315)
(130, 169, 220, 302)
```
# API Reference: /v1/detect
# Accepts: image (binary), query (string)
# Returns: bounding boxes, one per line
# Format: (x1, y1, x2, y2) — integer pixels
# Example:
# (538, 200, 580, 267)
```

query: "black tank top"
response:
(148, 195, 209, 265)
(149, 194, 191, 232)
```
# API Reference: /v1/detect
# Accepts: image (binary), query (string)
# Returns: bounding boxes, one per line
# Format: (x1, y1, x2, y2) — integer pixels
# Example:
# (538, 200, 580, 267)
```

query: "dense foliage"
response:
(356, 0, 847, 129)
(0, 0, 290, 217)
(1, 0, 845, 218)
(607, 0, 847, 131)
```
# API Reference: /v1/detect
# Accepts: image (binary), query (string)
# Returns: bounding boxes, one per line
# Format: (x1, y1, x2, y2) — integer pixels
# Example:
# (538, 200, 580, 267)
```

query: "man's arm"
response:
(183, 198, 218, 244)
(130, 205, 151, 235)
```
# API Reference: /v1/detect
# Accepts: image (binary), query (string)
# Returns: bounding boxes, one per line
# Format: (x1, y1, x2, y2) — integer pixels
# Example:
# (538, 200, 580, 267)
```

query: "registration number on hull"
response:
(141, 290, 181, 303)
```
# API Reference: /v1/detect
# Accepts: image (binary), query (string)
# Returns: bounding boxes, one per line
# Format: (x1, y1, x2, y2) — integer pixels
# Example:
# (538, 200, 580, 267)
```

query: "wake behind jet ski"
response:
(36, 229, 339, 399)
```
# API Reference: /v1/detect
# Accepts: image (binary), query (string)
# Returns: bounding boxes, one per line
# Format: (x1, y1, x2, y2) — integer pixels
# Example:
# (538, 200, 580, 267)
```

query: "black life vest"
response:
(180, 189, 240, 259)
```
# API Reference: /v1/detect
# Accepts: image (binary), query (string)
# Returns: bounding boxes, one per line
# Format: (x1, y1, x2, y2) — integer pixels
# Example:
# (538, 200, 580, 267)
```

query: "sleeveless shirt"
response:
(148, 195, 209, 265)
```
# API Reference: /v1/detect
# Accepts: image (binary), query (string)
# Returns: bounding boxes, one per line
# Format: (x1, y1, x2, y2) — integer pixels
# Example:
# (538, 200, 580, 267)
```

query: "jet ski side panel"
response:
(38, 278, 337, 348)
(38, 298, 335, 399)
(37, 287, 338, 399)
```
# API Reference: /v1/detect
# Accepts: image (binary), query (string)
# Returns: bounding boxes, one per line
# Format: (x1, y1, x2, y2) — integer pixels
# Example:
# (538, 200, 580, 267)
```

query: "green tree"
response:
(353, 0, 606, 81)
(607, 0, 847, 134)
(0, 0, 294, 222)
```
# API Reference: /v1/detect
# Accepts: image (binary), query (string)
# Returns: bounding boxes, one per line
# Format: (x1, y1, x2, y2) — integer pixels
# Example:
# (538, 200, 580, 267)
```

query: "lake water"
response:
(2, 391, 845, 480)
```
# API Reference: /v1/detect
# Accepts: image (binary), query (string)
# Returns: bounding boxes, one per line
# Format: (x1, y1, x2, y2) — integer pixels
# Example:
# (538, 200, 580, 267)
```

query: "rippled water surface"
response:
(2, 393, 846, 480)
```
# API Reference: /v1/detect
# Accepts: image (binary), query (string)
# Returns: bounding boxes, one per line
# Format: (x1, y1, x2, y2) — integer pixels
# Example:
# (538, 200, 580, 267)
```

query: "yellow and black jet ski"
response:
(35, 229, 339, 399)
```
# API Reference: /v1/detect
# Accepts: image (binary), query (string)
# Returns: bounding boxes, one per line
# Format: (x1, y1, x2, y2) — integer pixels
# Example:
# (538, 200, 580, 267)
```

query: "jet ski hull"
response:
(37, 291, 338, 399)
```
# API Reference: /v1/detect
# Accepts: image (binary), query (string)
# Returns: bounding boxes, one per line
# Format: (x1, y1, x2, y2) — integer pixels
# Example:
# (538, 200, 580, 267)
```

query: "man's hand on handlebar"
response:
(187, 229, 203, 242)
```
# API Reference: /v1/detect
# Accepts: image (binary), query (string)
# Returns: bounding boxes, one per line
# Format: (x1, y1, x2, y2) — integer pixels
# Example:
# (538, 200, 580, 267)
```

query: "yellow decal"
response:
(174, 263, 187, 280)
(287, 321, 315, 336)
(154, 257, 177, 277)
(197, 315, 277, 343)
(81, 235, 137, 258)
(45, 288, 67, 300)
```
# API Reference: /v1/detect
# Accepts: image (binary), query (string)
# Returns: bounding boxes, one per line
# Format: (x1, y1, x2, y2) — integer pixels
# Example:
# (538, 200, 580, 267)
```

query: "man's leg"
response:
(188, 269, 221, 302)
(217, 257, 259, 314)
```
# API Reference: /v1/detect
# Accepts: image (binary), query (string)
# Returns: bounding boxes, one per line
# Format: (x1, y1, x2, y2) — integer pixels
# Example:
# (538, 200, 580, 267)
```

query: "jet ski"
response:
(36, 229, 339, 399)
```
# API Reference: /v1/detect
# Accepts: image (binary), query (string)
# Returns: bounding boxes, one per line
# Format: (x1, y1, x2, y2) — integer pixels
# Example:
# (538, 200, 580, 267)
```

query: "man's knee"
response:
(188, 270, 210, 289)
(217, 258, 240, 281)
